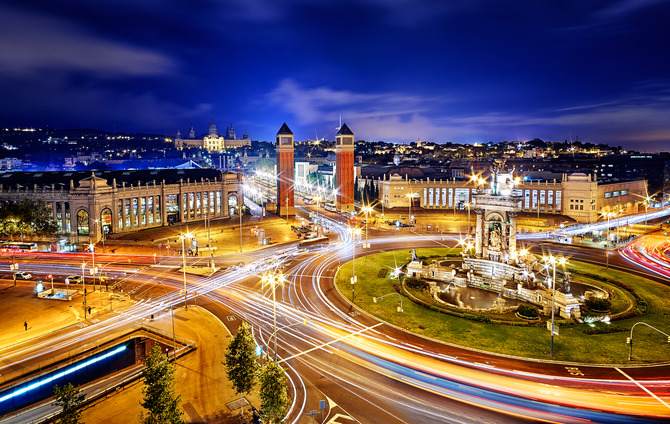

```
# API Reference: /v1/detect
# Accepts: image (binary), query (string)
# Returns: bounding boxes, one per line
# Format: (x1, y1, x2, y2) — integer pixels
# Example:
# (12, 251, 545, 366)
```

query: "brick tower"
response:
(335, 123, 355, 213)
(275, 123, 295, 217)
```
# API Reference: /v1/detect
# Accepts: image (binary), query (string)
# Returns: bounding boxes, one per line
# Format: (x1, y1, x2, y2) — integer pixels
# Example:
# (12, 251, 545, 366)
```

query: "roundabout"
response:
(334, 246, 670, 364)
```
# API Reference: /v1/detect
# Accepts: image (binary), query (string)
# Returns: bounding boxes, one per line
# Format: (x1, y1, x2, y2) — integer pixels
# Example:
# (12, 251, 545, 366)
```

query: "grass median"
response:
(335, 248, 670, 363)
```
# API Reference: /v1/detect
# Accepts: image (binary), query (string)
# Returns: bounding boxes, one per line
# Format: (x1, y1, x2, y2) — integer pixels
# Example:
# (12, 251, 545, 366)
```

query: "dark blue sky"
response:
(1, 0, 669, 150)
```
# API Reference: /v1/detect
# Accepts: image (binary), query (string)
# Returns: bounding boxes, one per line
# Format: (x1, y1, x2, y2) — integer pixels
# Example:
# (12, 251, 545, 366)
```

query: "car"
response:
(14, 271, 32, 280)
(65, 275, 82, 284)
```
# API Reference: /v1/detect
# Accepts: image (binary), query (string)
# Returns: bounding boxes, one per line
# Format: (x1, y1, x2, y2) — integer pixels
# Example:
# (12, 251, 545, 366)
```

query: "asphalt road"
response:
(1, 216, 669, 423)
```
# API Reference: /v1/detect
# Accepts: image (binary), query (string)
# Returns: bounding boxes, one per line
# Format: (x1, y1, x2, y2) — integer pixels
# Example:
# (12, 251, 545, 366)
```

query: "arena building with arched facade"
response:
(0, 169, 243, 247)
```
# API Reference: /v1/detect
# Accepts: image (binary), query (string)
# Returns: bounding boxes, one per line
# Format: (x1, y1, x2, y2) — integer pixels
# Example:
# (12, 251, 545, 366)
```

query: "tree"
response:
(0, 199, 58, 238)
(223, 322, 259, 416)
(258, 361, 291, 424)
(53, 383, 85, 424)
(140, 345, 185, 424)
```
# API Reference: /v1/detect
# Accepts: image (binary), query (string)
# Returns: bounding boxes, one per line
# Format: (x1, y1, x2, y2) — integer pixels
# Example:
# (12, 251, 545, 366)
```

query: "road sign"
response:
(547, 321, 559, 335)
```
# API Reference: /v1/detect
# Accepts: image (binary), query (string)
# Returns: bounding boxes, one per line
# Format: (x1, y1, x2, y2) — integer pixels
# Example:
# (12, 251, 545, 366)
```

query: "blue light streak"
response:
(0, 344, 126, 404)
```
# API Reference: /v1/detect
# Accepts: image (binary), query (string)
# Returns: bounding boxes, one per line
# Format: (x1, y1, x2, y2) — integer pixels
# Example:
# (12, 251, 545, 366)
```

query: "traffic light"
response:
(667, 336, 670, 343)
(47, 274, 52, 279)
(626, 337, 631, 344)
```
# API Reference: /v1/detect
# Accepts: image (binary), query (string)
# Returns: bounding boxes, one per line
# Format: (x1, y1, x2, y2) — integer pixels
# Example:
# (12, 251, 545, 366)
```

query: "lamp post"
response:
(205, 212, 214, 269)
(349, 227, 361, 302)
(644, 196, 651, 233)
(81, 262, 87, 320)
(89, 244, 96, 292)
(361, 206, 373, 248)
(464, 202, 471, 234)
(239, 199, 243, 254)
(601, 210, 615, 268)
(94, 218, 105, 253)
(406, 193, 418, 226)
(180, 232, 192, 310)
(543, 255, 567, 358)
(261, 271, 286, 361)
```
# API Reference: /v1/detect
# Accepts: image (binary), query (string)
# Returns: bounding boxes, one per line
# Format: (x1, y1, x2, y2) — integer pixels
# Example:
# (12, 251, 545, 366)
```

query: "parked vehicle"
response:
(14, 271, 32, 280)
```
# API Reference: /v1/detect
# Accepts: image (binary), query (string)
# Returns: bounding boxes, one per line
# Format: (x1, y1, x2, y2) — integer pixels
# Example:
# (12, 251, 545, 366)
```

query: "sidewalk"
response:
(0, 283, 131, 349)
(80, 306, 259, 424)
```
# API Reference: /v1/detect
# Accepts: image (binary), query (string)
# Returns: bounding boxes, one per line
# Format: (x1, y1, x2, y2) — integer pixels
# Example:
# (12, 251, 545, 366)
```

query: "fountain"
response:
(406, 161, 599, 318)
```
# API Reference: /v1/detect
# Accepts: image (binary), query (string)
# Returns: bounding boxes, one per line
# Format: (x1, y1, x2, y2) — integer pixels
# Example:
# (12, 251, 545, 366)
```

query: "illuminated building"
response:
(335, 123, 355, 213)
(275, 123, 295, 217)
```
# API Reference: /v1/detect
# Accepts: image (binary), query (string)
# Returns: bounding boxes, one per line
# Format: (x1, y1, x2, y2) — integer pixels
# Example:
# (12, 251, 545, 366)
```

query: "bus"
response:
(323, 203, 336, 212)
(298, 236, 329, 249)
(1, 242, 38, 252)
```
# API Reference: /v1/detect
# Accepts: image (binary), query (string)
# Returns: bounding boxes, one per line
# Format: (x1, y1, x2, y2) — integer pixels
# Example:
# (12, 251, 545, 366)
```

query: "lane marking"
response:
(615, 367, 670, 410)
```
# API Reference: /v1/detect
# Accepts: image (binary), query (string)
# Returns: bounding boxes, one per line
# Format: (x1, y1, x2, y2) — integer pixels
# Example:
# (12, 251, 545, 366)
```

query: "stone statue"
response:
(489, 227, 502, 250)
(409, 249, 418, 261)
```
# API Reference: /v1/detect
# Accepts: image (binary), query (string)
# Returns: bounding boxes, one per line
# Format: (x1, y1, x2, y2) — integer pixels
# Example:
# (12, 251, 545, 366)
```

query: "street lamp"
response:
(542, 255, 567, 358)
(644, 196, 652, 233)
(406, 193, 419, 226)
(349, 227, 362, 302)
(261, 271, 286, 361)
(601, 210, 616, 268)
(180, 232, 193, 310)
(94, 218, 105, 253)
(81, 262, 87, 320)
(361, 205, 373, 248)
(239, 198, 243, 254)
(89, 244, 96, 292)
(205, 212, 214, 269)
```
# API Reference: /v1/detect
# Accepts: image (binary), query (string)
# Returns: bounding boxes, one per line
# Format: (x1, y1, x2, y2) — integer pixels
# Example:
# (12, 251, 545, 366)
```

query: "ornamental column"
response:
(474, 208, 484, 257)
(275, 123, 295, 217)
(335, 123, 355, 213)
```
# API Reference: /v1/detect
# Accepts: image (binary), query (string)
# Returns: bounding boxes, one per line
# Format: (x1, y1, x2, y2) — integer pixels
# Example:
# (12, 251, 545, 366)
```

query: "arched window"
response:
(77, 209, 90, 235)
(100, 208, 112, 234)
(228, 194, 238, 216)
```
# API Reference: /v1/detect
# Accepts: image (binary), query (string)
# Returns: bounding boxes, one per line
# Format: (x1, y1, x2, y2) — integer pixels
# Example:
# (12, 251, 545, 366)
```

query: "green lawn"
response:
(336, 249, 670, 363)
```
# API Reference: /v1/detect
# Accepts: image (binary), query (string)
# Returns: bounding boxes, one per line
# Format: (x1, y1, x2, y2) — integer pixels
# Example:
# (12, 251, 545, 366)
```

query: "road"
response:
(1, 212, 670, 423)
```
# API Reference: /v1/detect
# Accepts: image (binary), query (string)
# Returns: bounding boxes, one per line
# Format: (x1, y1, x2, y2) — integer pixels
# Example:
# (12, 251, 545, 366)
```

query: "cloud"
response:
(262, 79, 670, 147)
(265, 79, 444, 124)
(0, 4, 176, 77)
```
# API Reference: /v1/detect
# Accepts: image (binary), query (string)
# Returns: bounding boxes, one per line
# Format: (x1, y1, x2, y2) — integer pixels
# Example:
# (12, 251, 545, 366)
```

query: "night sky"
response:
(1, 0, 669, 150)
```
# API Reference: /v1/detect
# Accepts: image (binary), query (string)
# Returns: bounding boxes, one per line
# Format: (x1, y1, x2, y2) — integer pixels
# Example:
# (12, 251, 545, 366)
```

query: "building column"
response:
(121, 198, 127, 231)
(474, 208, 484, 258)
(130, 197, 136, 228)
(179, 183, 185, 223)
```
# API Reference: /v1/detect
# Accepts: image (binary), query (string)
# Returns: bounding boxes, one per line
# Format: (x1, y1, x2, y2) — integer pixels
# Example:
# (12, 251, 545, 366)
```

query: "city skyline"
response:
(1, 0, 669, 151)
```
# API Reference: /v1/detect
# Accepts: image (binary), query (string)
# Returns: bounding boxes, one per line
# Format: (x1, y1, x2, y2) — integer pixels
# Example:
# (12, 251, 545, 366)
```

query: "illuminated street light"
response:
(542, 255, 567, 358)
(349, 227, 362, 302)
(81, 262, 87, 320)
(260, 271, 286, 361)
(180, 232, 193, 310)
(644, 196, 653, 234)
(89, 244, 96, 292)
(601, 210, 616, 269)
(361, 205, 373, 248)
(405, 192, 419, 226)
